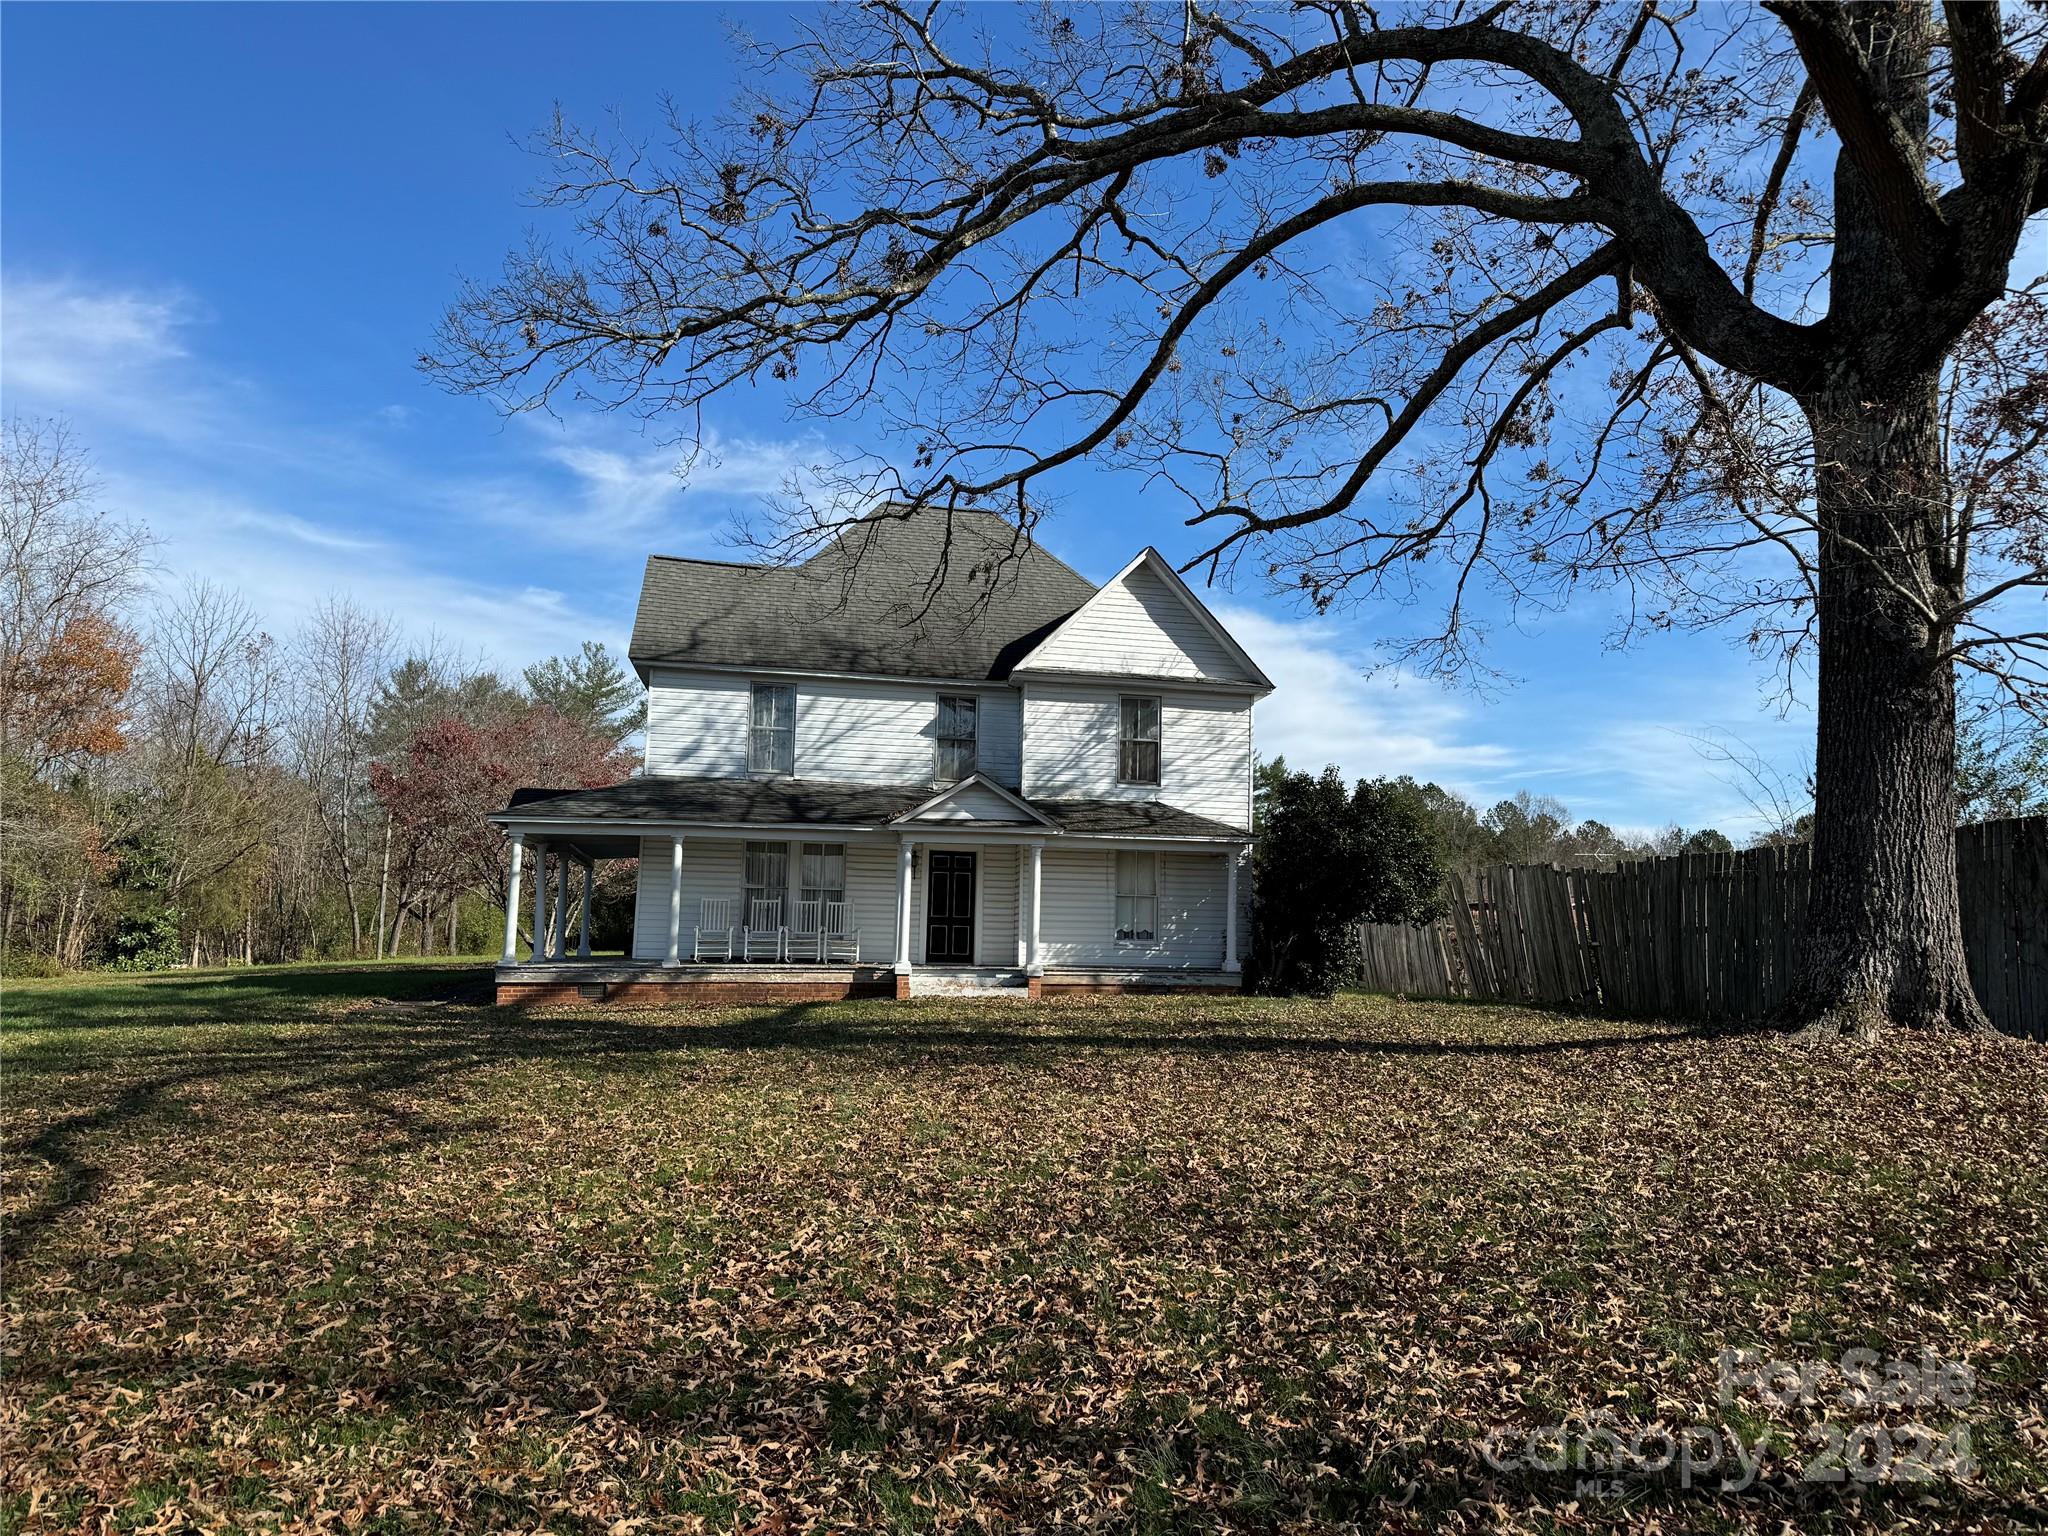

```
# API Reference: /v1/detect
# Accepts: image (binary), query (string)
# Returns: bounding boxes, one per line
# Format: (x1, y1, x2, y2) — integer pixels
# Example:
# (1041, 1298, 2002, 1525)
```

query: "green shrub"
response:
(1, 951, 65, 979)
(102, 907, 184, 972)
(1247, 768, 1445, 997)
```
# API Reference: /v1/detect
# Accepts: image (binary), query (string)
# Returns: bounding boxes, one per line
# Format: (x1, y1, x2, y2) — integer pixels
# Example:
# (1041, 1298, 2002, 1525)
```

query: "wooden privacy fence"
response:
(1354, 816, 2046, 1039)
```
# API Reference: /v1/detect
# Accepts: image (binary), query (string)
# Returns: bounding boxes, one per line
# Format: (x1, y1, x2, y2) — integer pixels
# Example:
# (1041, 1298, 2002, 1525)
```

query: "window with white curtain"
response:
(935, 694, 978, 783)
(1119, 696, 1161, 785)
(1114, 851, 1157, 941)
(744, 841, 788, 921)
(749, 683, 795, 775)
(799, 843, 846, 916)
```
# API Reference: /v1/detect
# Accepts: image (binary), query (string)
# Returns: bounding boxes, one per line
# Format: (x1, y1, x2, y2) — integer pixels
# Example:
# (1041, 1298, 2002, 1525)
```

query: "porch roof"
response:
(493, 776, 1250, 843)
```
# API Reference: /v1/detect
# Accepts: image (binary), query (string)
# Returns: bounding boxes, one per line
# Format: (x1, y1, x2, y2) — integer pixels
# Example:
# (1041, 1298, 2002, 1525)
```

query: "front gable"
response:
(1009, 549, 1271, 688)
(892, 775, 1056, 827)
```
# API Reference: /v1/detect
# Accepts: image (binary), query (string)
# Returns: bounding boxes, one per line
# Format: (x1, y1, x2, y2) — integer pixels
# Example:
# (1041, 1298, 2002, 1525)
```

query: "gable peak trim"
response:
(889, 773, 1059, 827)
(1009, 547, 1273, 690)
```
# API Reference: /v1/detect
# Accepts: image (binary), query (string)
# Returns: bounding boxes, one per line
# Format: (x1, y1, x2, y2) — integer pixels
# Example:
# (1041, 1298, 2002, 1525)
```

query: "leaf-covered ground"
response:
(3, 966, 2044, 1534)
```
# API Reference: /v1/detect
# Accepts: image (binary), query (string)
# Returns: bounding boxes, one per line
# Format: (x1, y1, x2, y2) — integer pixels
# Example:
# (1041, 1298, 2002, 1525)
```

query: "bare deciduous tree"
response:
(291, 597, 395, 955)
(135, 580, 294, 961)
(428, 0, 2048, 1035)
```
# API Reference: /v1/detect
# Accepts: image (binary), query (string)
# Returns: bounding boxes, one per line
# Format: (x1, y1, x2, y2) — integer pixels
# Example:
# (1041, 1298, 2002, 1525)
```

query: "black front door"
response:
(926, 851, 976, 962)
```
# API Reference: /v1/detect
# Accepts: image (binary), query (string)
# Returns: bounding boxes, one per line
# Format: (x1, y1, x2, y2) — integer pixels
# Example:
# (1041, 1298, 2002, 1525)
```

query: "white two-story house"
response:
(490, 508, 1270, 1003)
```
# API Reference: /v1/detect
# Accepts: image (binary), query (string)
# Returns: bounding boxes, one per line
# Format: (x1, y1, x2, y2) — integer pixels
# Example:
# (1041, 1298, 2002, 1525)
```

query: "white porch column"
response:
(894, 838, 916, 975)
(528, 841, 549, 962)
(553, 853, 571, 959)
(789, 835, 804, 960)
(1223, 850, 1241, 973)
(665, 835, 685, 966)
(501, 833, 525, 965)
(577, 859, 593, 959)
(1026, 839, 1044, 976)
(1015, 853, 1026, 968)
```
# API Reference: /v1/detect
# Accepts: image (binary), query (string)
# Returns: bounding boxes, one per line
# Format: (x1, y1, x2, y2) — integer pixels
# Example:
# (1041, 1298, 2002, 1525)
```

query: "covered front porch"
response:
(489, 776, 1249, 1005)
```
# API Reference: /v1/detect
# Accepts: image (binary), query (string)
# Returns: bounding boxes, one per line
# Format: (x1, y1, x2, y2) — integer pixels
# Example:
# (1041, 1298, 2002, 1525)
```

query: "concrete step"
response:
(908, 967, 1029, 998)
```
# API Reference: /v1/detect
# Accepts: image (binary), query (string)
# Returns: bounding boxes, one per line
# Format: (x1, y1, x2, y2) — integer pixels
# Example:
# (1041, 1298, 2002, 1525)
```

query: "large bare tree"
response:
(427, 0, 2048, 1035)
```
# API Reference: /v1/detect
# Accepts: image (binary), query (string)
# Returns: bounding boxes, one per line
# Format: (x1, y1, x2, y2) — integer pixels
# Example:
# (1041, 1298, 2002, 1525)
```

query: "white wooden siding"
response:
(643, 668, 1022, 789)
(1021, 683, 1252, 829)
(1035, 848, 1228, 969)
(978, 845, 1019, 966)
(793, 679, 938, 783)
(630, 836, 745, 959)
(1022, 562, 1250, 682)
(645, 671, 751, 778)
(844, 843, 899, 964)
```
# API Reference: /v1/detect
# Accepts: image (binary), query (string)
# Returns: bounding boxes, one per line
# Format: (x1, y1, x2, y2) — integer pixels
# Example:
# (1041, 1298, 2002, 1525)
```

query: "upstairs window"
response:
(1119, 696, 1161, 785)
(935, 694, 978, 783)
(749, 683, 795, 776)
(1114, 852, 1158, 942)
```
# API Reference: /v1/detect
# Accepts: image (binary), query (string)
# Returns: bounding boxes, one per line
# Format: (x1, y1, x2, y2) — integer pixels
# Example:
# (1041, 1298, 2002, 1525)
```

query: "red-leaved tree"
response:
(371, 707, 635, 951)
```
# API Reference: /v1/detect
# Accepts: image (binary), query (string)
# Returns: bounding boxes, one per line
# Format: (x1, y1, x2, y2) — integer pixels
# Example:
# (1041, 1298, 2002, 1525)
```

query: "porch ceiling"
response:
(537, 834, 646, 861)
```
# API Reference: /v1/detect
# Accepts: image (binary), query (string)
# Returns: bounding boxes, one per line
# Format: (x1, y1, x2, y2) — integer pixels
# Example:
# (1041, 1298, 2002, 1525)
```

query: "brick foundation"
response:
(495, 972, 1240, 1007)
(496, 979, 893, 1007)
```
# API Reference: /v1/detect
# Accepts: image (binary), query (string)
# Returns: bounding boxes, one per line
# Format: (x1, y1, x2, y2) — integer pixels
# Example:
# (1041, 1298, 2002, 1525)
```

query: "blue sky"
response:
(1, 2, 1815, 835)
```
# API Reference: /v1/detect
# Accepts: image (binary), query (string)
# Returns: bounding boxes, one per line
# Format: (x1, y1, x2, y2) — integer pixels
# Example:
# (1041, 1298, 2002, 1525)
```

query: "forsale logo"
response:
(1479, 1348, 1976, 1496)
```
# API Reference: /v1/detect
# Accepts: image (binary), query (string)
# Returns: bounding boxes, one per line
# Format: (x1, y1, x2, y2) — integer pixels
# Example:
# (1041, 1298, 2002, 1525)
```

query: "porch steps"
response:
(908, 967, 1029, 998)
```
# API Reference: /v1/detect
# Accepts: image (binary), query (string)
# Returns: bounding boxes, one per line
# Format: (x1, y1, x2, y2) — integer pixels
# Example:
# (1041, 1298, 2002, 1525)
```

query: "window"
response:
(744, 841, 788, 922)
(935, 694, 978, 783)
(798, 842, 846, 926)
(749, 683, 795, 775)
(1114, 852, 1158, 942)
(1119, 696, 1161, 785)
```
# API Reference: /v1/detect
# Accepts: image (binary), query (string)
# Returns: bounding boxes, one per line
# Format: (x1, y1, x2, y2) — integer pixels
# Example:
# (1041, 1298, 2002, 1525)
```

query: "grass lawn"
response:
(3, 967, 2044, 1534)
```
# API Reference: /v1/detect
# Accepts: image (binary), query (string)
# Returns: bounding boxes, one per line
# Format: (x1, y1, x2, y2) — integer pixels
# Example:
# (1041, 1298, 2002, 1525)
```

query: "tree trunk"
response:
(374, 817, 391, 961)
(1789, 372, 1987, 1036)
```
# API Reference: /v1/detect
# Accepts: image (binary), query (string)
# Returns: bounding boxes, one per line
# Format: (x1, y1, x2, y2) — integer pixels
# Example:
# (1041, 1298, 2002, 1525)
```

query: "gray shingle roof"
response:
(1030, 799, 1248, 838)
(506, 778, 926, 827)
(629, 508, 1099, 682)
(500, 778, 1248, 840)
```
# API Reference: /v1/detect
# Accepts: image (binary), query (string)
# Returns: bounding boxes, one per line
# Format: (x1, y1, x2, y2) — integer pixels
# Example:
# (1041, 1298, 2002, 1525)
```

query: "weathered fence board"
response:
(1354, 816, 2046, 1039)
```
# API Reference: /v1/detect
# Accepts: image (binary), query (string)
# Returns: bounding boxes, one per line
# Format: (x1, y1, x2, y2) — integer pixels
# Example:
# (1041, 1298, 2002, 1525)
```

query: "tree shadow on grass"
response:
(2, 962, 493, 1031)
(4, 970, 1772, 1257)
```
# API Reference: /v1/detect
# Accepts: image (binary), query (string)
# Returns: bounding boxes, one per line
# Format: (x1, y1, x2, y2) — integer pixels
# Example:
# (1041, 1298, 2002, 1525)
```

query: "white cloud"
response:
(105, 475, 621, 668)
(1, 276, 191, 395)
(1543, 709, 1814, 840)
(1217, 604, 1517, 797)
(526, 419, 833, 541)
(0, 276, 216, 439)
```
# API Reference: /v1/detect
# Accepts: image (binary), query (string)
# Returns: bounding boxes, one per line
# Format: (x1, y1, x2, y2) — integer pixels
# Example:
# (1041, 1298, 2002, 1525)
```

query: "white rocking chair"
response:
(743, 897, 787, 961)
(692, 898, 736, 962)
(790, 899, 823, 963)
(821, 900, 860, 963)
